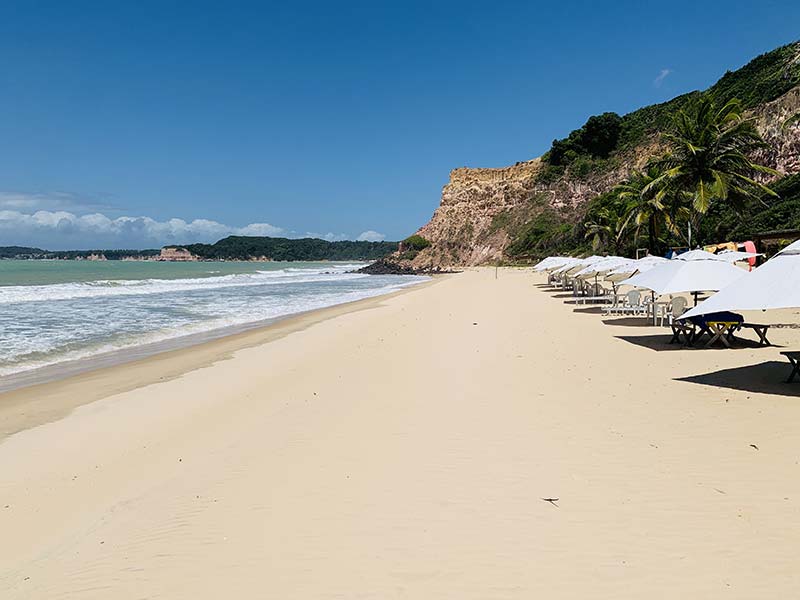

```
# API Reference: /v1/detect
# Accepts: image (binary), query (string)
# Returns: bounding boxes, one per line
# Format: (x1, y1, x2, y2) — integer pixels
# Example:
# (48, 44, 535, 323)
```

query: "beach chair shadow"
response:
(676, 361, 800, 397)
(615, 334, 773, 352)
(573, 307, 606, 315)
(602, 318, 654, 327)
(615, 334, 689, 351)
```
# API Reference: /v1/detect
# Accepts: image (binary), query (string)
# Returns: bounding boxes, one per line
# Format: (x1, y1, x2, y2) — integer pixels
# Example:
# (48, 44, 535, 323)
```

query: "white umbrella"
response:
(675, 249, 729, 261)
(574, 256, 632, 278)
(716, 250, 762, 263)
(605, 255, 668, 283)
(562, 255, 605, 276)
(551, 258, 583, 274)
(533, 256, 571, 271)
(620, 259, 746, 296)
(682, 240, 800, 319)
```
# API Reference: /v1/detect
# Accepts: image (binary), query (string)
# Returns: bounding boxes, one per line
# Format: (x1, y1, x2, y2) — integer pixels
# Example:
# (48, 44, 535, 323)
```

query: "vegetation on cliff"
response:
(0, 237, 398, 262)
(0, 247, 161, 260)
(184, 236, 397, 261)
(456, 42, 800, 263)
(537, 42, 800, 184)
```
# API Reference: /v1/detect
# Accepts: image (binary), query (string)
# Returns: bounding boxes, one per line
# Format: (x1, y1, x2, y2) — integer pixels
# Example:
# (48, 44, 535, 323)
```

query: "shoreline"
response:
(0, 276, 439, 441)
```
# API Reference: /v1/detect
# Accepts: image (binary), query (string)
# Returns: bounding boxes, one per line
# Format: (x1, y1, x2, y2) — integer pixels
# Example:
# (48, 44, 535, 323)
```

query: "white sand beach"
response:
(2, 268, 800, 598)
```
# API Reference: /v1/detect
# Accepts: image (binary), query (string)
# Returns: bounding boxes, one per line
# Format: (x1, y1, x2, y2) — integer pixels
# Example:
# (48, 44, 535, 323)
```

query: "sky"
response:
(0, 1, 798, 249)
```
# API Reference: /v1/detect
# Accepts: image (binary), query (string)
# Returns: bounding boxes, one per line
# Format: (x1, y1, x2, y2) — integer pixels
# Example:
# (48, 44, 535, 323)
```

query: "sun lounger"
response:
(682, 311, 744, 348)
(782, 352, 800, 383)
(738, 323, 771, 346)
(669, 320, 695, 345)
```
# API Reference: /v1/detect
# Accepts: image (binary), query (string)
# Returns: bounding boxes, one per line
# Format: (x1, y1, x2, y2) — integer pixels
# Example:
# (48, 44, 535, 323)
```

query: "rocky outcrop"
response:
(409, 85, 800, 268)
(158, 247, 198, 261)
(751, 85, 800, 175)
(358, 258, 458, 275)
(358, 259, 423, 275)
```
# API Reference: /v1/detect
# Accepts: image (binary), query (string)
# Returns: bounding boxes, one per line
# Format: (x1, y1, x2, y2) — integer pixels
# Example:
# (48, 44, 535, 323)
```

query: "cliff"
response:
(409, 43, 800, 267)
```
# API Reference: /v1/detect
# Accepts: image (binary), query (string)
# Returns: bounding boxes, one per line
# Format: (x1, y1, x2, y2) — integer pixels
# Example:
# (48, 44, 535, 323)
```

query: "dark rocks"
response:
(357, 259, 420, 275)
(357, 259, 461, 275)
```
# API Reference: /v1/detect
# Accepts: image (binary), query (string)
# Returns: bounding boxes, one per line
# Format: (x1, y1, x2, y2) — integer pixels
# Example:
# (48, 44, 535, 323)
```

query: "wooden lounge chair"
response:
(782, 352, 800, 383)
(670, 319, 695, 345)
(738, 323, 771, 346)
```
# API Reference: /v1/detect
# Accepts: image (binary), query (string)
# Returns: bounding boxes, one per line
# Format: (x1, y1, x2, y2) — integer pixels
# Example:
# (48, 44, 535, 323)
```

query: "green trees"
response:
(648, 97, 777, 215)
(616, 164, 688, 254)
(547, 112, 623, 166)
(584, 94, 779, 255)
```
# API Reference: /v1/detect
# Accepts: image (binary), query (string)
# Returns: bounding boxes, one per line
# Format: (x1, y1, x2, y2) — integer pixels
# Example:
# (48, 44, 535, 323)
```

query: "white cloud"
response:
(0, 209, 286, 250)
(0, 191, 117, 213)
(653, 68, 672, 87)
(0, 205, 386, 250)
(356, 230, 386, 242)
(0, 192, 391, 249)
(304, 231, 349, 242)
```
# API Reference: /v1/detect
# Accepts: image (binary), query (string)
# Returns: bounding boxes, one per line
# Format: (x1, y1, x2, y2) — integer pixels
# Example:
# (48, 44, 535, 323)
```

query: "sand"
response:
(1, 267, 800, 598)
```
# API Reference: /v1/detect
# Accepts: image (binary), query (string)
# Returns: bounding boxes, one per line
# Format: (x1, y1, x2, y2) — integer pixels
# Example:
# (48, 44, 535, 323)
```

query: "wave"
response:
(0, 266, 369, 305)
(0, 276, 427, 377)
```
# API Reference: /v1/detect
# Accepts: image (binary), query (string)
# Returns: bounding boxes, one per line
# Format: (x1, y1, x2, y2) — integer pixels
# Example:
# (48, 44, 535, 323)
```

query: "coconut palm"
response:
(583, 201, 628, 254)
(616, 166, 681, 254)
(645, 96, 779, 244)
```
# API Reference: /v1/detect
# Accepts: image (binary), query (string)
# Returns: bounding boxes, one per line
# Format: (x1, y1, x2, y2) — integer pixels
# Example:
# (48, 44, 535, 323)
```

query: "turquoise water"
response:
(0, 259, 310, 285)
(0, 260, 427, 378)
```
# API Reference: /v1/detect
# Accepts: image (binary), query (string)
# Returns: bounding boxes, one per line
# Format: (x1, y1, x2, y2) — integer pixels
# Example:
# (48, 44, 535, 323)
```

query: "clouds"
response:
(356, 230, 386, 242)
(653, 68, 672, 87)
(0, 191, 117, 213)
(0, 205, 386, 250)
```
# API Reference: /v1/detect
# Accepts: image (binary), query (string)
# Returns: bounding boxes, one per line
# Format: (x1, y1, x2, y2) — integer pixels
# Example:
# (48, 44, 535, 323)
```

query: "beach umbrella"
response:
(682, 239, 800, 319)
(574, 256, 632, 279)
(620, 256, 745, 300)
(561, 255, 605, 276)
(716, 250, 762, 263)
(533, 256, 570, 271)
(550, 258, 583, 274)
(605, 255, 668, 283)
(675, 249, 729, 261)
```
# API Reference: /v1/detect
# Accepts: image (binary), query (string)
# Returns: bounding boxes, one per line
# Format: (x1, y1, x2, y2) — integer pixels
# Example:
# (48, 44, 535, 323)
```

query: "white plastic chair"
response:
(659, 296, 688, 326)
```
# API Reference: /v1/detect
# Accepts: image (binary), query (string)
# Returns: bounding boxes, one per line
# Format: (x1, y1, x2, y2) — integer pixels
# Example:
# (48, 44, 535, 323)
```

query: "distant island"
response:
(0, 235, 399, 262)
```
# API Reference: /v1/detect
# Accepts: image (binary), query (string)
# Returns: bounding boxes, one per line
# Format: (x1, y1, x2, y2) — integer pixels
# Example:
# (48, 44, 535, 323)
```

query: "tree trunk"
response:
(648, 214, 656, 254)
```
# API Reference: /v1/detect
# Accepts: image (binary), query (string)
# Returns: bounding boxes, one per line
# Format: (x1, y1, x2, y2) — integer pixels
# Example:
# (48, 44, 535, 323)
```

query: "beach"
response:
(2, 267, 800, 598)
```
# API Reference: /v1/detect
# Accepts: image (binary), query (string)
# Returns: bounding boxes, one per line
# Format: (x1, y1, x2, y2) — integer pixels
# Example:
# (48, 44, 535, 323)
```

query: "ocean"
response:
(0, 260, 427, 385)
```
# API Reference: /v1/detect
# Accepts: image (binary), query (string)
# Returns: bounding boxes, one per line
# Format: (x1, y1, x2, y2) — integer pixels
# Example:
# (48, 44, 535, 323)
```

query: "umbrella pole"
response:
(652, 291, 656, 326)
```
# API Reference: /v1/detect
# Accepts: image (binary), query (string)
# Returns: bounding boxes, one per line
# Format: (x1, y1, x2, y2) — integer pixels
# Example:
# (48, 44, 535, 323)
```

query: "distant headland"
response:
(0, 235, 399, 262)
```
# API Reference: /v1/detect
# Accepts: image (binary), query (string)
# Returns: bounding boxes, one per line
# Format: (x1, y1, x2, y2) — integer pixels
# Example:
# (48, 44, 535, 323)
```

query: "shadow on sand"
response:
(602, 317, 656, 328)
(573, 306, 607, 315)
(676, 361, 800, 397)
(616, 333, 773, 352)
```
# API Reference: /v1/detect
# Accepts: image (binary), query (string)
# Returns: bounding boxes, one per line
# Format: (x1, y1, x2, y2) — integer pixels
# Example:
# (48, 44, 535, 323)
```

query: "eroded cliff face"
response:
(751, 86, 800, 174)
(410, 85, 800, 268)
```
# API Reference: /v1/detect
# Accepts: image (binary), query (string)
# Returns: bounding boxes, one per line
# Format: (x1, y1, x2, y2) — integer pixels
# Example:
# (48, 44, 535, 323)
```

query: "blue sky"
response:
(0, 1, 797, 249)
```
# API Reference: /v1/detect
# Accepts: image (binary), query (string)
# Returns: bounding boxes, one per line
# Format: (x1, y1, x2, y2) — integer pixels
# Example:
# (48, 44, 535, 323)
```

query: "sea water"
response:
(0, 260, 427, 382)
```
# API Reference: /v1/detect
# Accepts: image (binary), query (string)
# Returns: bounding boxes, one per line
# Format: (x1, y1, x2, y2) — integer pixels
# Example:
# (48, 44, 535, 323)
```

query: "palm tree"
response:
(616, 166, 676, 254)
(583, 201, 628, 254)
(645, 96, 779, 245)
